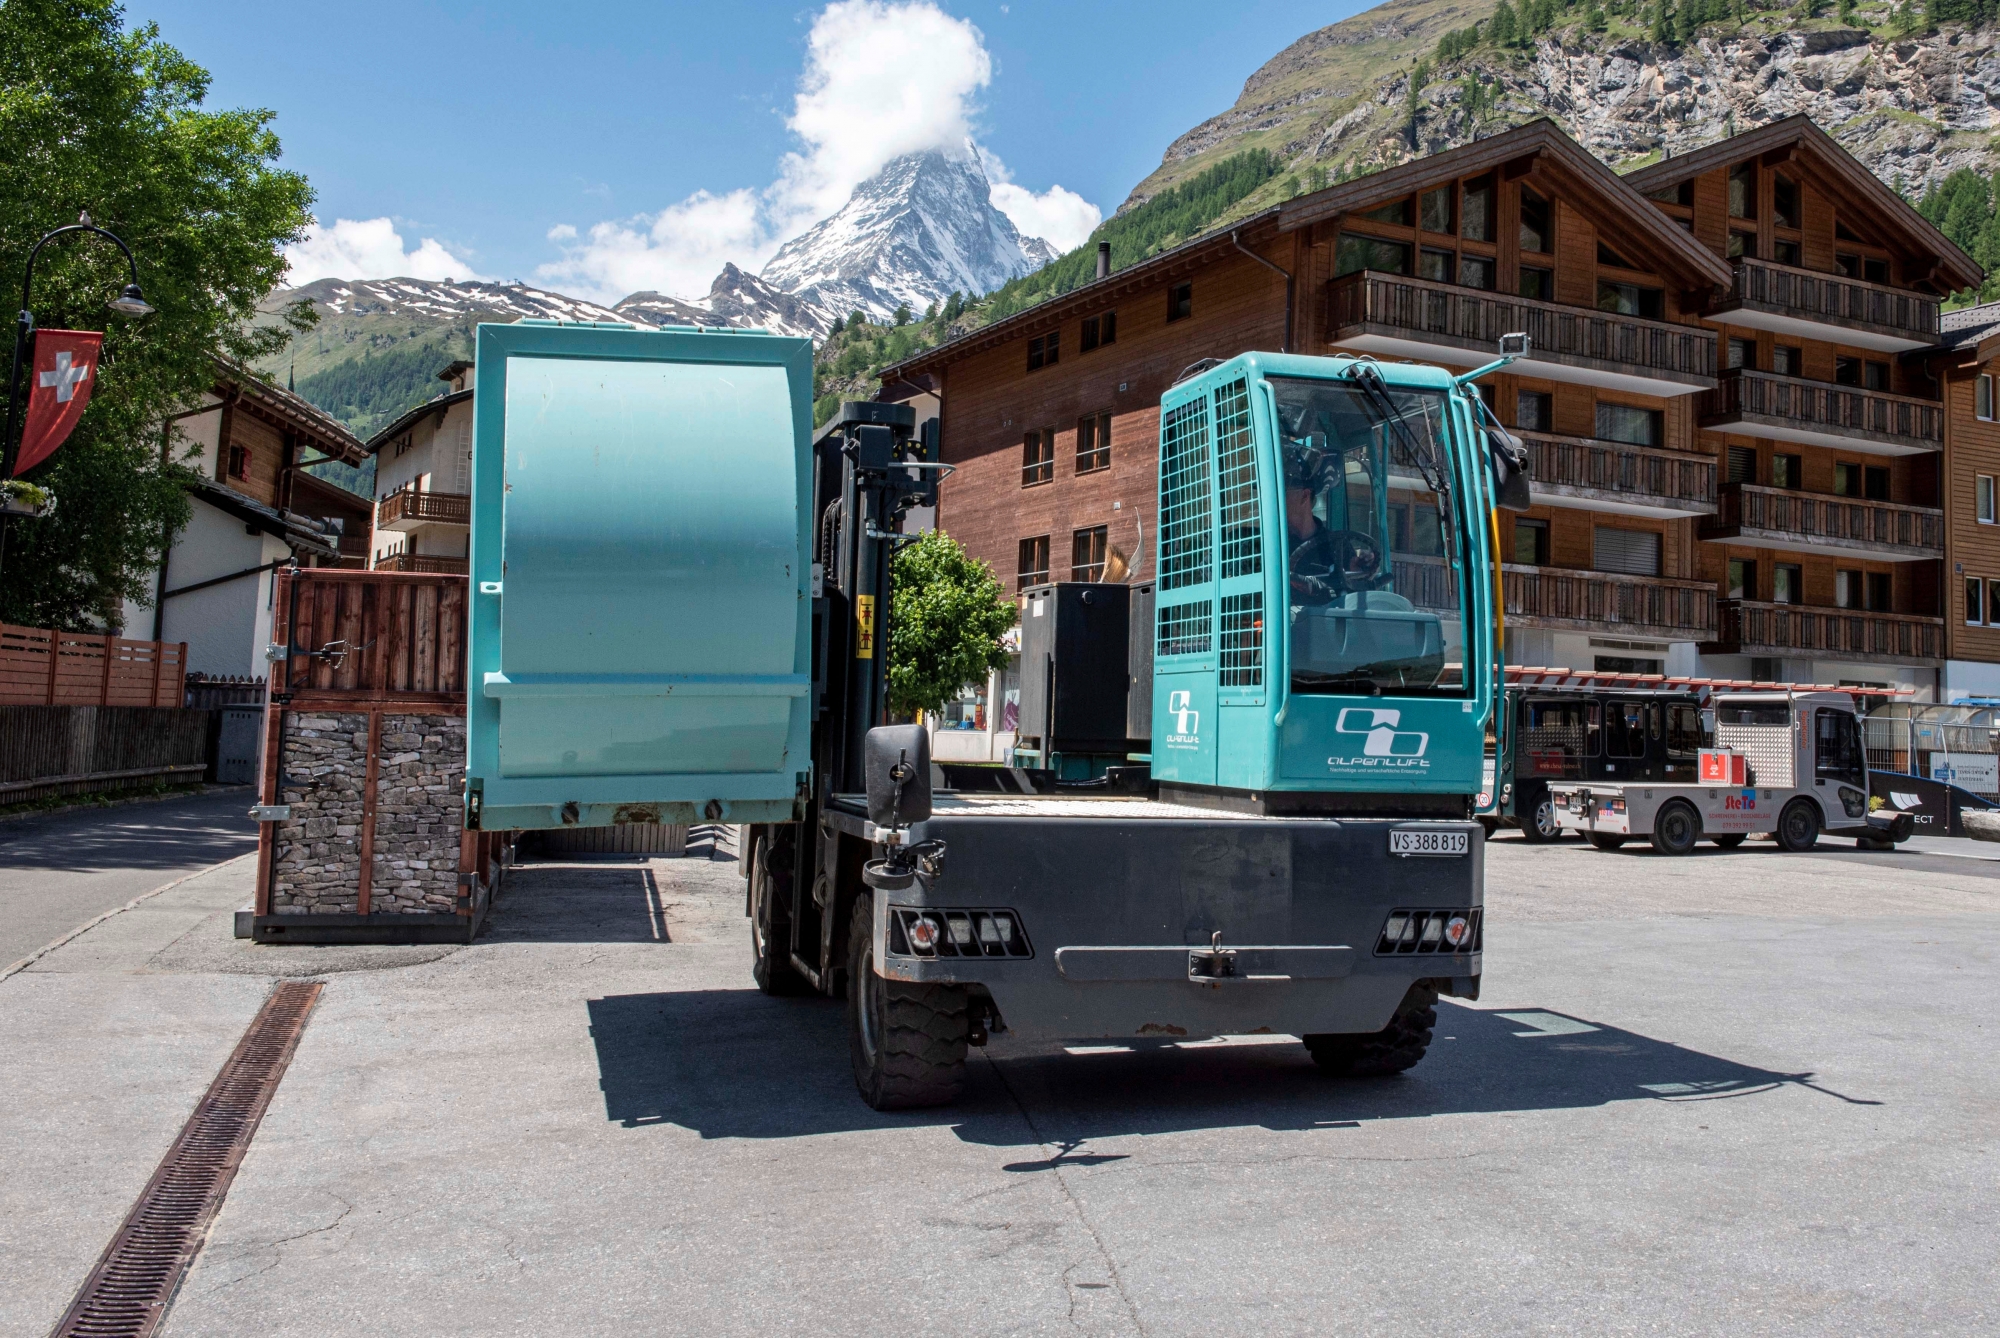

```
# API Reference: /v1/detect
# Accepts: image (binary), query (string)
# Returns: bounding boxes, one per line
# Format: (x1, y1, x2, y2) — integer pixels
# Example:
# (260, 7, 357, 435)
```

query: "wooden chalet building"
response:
(882, 115, 1981, 698)
(1910, 301, 2000, 701)
(363, 359, 474, 575)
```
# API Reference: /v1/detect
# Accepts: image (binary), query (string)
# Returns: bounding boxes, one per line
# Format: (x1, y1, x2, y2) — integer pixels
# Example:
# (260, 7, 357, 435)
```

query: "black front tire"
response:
(1776, 799, 1821, 853)
(1588, 833, 1627, 851)
(1304, 983, 1438, 1078)
(1650, 800, 1702, 856)
(1519, 789, 1563, 843)
(1711, 833, 1747, 849)
(750, 836, 807, 996)
(847, 900, 970, 1110)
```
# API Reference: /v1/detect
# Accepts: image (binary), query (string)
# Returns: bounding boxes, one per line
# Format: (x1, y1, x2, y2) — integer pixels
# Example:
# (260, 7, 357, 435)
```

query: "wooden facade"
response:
(1913, 306, 2000, 692)
(887, 115, 1981, 691)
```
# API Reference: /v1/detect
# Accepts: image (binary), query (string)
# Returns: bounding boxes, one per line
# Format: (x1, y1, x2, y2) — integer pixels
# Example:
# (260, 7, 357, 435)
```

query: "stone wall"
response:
(269, 710, 465, 915)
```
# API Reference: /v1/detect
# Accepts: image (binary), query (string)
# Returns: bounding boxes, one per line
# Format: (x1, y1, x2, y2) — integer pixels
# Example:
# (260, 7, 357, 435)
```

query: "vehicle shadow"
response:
(484, 863, 673, 944)
(584, 990, 1874, 1146)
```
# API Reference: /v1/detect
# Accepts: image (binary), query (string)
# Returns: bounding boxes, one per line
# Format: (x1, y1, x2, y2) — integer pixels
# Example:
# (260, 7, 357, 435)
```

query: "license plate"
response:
(1390, 829, 1469, 857)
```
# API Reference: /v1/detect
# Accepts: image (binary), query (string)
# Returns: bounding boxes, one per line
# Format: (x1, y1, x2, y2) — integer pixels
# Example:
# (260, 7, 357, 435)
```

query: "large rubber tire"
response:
(1710, 833, 1747, 849)
(1304, 982, 1438, 1078)
(750, 836, 807, 996)
(1776, 798, 1821, 853)
(1588, 833, 1627, 851)
(1519, 788, 1563, 844)
(846, 901, 970, 1109)
(1650, 800, 1702, 857)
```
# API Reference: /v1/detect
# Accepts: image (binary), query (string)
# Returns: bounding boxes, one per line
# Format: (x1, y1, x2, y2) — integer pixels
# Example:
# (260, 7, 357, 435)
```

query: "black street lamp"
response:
(0, 212, 152, 579)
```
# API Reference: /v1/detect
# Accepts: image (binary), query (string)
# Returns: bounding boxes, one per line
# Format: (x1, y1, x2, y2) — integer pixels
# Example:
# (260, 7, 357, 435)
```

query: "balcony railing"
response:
(1713, 257, 1940, 350)
(1700, 369, 1942, 454)
(1702, 483, 1943, 558)
(1327, 270, 1718, 392)
(375, 549, 467, 575)
(1712, 599, 1944, 665)
(1504, 565, 1717, 639)
(377, 487, 471, 530)
(1517, 429, 1716, 515)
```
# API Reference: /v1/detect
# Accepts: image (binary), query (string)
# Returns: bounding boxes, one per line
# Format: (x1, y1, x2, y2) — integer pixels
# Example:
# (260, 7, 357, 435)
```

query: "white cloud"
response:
(284, 217, 487, 286)
(535, 0, 1098, 305)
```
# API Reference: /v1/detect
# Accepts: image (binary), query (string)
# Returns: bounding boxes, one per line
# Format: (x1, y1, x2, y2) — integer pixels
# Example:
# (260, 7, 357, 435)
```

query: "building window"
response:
(1865, 360, 1890, 392)
(1835, 569, 1863, 610)
(1595, 402, 1662, 447)
(1080, 311, 1116, 351)
(1419, 185, 1454, 234)
(1647, 180, 1696, 207)
(1867, 571, 1892, 612)
(1864, 256, 1889, 284)
(1459, 255, 1495, 290)
(1597, 281, 1663, 319)
(1076, 411, 1111, 473)
(1516, 391, 1551, 432)
(227, 445, 250, 480)
(1773, 453, 1801, 490)
(1726, 446, 1757, 484)
(1021, 429, 1054, 487)
(1513, 517, 1549, 566)
(1727, 338, 1755, 370)
(1335, 233, 1411, 277)
(1865, 465, 1889, 501)
(1027, 331, 1059, 371)
(1978, 474, 1995, 523)
(1519, 187, 1551, 254)
(1520, 266, 1554, 301)
(1418, 247, 1455, 282)
(1835, 357, 1861, 387)
(1989, 579, 2000, 626)
(1773, 346, 1801, 377)
(1727, 230, 1748, 260)
(1833, 462, 1859, 497)
(1462, 176, 1495, 242)
(1979, 374, 1995, 420)
(1166, 281, 1193, 322)
(1773, 238, 1802, 267)
(1727, 557, 1758, 601)
(1773, 176, 1800, 229)
(1968, 576, 1986, 625)
(1597, 241, 1636, 268)
(1593, 526, 1662, 577)
(1773, 563, 1801, 605)
(1359, 197, 1413, 226)
(1071, 525, 1108, 582)
(1729, 162, 1756, 219)
(1017, 535, 1050, 590)
(1835, 252, 1860, 278)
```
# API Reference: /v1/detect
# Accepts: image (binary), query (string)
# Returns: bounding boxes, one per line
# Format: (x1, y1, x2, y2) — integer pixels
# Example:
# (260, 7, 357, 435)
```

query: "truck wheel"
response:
(1520, 790, 1563, 844)
(750, 837, 807, 996)
(1587, 833, 1626, 851)
(1650, 800, 1701, 856)
(1776, 799, 1821, 853)
(1304, 982, 1437, 1078)
(846, 902, 969, 1110)
(1711, 834, 1747, 849)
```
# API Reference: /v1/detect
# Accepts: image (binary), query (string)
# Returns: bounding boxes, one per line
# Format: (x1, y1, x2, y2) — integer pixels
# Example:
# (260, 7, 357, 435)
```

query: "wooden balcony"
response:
(1326, 270, 1717, 397)
(1517, 430, 1716, 518)
(375, 549, 468, 575)
(1709, 599, 1944, 666)
(1701, 483, 1943, 561)
(1503, 564, 1716, 640)
(1709, 258, 1940, 353)
(376, 488, 471, 532)
(1700, 369, 1942, 456)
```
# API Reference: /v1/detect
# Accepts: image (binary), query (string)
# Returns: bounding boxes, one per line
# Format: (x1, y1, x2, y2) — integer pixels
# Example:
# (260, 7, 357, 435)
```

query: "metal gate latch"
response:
(1189, 930, 1238, 982)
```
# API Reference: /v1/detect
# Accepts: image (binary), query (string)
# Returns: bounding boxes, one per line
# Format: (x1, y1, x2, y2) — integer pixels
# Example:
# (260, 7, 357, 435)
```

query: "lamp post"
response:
(0, 212, 153, 585)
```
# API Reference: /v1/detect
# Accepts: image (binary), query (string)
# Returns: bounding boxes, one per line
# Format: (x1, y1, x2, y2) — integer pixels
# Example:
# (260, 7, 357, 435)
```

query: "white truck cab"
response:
(1550, 690, 1912, 855)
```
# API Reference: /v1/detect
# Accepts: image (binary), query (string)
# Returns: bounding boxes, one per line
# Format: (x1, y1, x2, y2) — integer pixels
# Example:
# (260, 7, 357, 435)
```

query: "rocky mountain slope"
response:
(1122, 1, 1999, 216)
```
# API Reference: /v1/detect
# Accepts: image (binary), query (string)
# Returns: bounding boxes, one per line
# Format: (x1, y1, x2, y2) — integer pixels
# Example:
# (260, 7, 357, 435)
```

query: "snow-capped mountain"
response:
(613, 264, 842, 340)
(281, 276, 631, 324)
(759, 145, 1056, 326)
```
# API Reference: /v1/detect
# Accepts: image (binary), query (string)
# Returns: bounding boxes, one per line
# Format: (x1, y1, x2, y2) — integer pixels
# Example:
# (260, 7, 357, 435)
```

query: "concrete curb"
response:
(0, 852, 257, 983)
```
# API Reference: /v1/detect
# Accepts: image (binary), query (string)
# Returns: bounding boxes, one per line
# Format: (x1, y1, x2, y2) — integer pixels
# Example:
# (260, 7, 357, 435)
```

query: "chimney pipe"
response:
(1096, 241, 1110, 280)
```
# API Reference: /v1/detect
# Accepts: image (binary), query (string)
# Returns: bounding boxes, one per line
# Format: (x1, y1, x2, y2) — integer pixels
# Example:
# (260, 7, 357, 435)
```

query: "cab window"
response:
(1604, 699, 1647, 758)
(1815, 708, 1865, 786)
(1519, 698, 1596, 778)
(1667, 703, 1703, 758)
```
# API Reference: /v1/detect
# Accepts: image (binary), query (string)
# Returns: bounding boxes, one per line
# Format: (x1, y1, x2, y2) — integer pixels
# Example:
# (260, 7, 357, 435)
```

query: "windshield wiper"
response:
(1347, 362, 1458, 572)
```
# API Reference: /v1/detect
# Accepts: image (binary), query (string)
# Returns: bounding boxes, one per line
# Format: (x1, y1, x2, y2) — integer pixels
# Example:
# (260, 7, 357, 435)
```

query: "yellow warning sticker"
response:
(856, 594, 876, 659)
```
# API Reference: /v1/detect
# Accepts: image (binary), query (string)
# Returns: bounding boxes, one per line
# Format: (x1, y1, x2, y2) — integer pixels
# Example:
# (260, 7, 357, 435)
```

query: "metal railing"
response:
(1503, 565, 1717, 638)
(1714, 599, 1943, 663)
(1518, 429, 1716, 512)
(1706, 483, 1942, 556)
(1700, 369, 1942, 450)
(1327, 270, 1717, 383)
(375, 549, 468, 575)
(376, 487, 471, 528)
(1719, 257, 1940, 343)
(1862, 706, 2000, 787)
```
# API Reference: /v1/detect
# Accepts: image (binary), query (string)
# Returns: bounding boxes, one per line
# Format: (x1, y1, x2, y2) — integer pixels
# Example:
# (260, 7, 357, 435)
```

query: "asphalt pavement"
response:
(0, 787, 258, 968)
(1, 826, 1995, 1336)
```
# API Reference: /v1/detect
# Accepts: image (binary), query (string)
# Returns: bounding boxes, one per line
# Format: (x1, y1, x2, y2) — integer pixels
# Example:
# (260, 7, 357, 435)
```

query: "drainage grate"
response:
(50, 980, 323, 1338)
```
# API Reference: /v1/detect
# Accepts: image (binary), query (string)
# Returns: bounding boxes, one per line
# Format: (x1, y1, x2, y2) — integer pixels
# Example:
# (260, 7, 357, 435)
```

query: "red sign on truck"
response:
(1699, 750, 1747, 785)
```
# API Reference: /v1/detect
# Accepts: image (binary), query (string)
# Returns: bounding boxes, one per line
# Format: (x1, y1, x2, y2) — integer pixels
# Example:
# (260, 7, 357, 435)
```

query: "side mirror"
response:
(1486, 425, 1533, 512)
(1498, 331, 1531, 357)
(865, 724, 932, 828)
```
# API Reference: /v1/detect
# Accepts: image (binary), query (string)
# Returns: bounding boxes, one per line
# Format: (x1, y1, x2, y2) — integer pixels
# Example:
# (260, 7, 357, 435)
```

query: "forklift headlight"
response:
(907, 916, 939, 952)
(1443, 915, 1471, 948)
(1382, 913, 1409, 945)
(1419, 916, 1443, 947)
(889, 907, 1033, 959)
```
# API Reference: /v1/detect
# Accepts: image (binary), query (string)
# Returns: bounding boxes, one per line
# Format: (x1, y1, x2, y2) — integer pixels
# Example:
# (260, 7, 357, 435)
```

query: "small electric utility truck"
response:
(1550, 689, 1913, 854)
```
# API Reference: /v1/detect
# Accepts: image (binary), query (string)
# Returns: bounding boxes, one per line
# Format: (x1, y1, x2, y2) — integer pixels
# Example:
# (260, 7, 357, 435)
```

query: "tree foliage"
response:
(1916, 167, 2000, 304)
(887, 530, 1014, 720)
(294, 334, 470, 438)
(0, 0, 314, 630)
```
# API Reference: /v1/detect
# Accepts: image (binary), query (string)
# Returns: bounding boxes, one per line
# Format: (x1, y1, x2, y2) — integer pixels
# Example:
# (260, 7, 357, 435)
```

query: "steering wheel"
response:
(1289, 529, 1387, 601)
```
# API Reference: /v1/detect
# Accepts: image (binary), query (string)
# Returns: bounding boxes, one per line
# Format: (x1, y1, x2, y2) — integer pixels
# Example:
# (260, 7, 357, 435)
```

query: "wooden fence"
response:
(0, 705, 214, 804)
(0, 624, 187, 707)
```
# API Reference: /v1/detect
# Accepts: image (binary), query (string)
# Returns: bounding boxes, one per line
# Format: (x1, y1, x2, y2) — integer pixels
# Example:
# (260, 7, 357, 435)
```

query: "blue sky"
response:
(125, 0, 1373, 303)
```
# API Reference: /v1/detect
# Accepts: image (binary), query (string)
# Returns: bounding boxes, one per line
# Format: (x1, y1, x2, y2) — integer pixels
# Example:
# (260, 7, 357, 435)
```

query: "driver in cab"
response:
(1284, 450, 1383, 606)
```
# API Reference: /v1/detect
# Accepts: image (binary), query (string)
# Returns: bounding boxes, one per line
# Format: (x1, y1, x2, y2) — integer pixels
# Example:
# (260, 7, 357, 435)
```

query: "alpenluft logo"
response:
(1165, 690, 1200, 748)
(1329, 707, 1430, 771)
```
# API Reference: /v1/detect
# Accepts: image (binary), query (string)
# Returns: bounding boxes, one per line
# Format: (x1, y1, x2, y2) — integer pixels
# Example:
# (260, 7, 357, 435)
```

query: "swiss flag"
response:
(15, 330, 103, 476)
